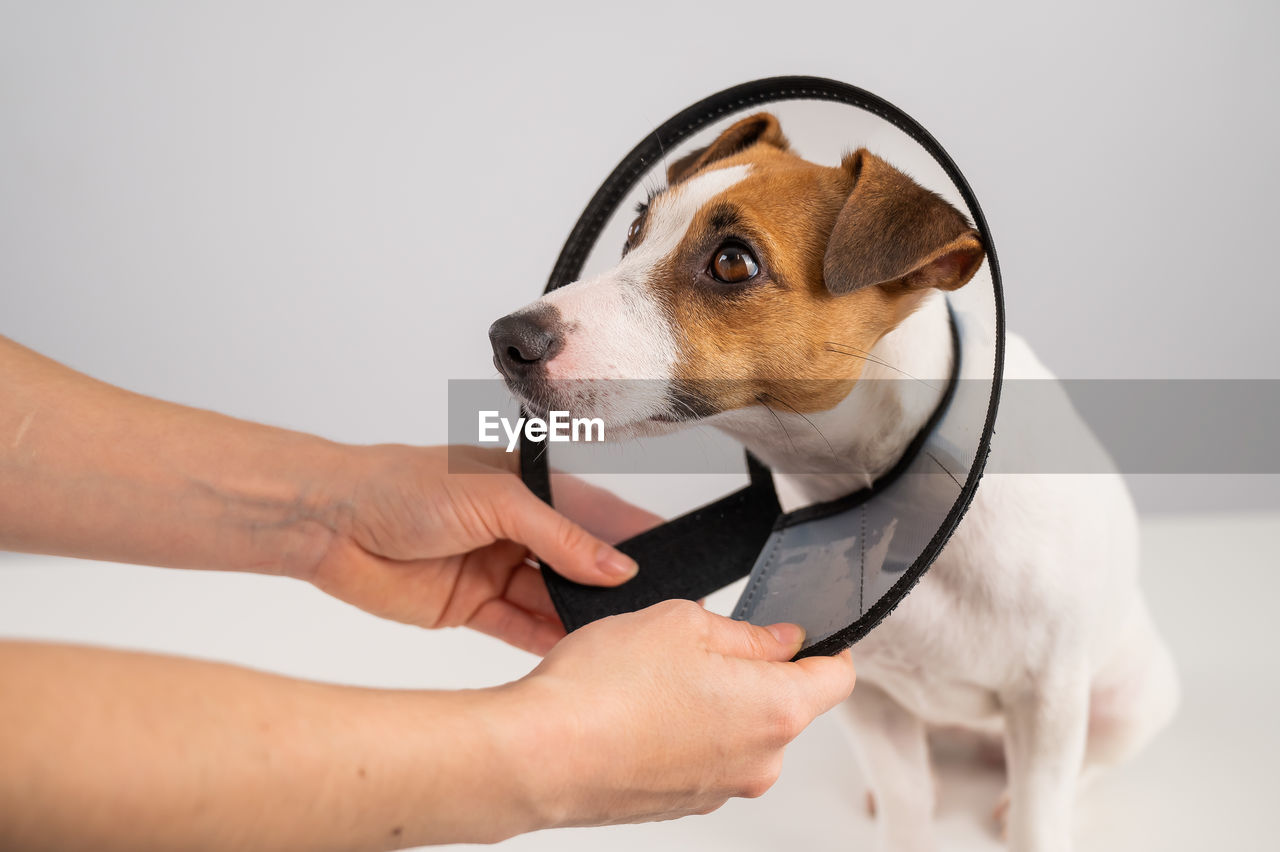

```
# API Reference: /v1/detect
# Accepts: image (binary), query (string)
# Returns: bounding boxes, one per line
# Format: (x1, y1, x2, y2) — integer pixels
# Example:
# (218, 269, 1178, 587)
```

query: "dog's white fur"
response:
(506, 166, 1179, 851)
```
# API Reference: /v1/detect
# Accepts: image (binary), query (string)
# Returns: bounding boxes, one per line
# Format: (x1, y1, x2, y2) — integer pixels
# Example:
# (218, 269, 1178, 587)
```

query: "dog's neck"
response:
(709, 291, 954, 510)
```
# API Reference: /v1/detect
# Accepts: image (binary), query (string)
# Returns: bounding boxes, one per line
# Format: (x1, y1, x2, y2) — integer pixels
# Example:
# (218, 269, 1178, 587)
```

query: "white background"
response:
(2, 2, 1277, 850)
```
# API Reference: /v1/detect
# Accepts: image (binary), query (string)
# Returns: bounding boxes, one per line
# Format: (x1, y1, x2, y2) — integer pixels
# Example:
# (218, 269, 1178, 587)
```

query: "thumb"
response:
(790, 649, 858, 717)
(706, 615, 807, 662)
(492, 481, 639, 586)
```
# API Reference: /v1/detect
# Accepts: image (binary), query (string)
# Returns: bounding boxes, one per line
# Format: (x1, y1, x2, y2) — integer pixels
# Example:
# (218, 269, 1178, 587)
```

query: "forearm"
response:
(0, 335, 350, 575)
(0, 641, 545, 850)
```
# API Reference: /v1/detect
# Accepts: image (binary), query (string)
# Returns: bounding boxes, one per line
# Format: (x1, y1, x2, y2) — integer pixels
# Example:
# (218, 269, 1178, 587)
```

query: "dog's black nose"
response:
(488, 309, 562, 379)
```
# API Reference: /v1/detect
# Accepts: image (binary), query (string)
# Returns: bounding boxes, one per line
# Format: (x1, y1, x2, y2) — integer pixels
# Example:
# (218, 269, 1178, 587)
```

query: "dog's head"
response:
(489, 112, 984, 437)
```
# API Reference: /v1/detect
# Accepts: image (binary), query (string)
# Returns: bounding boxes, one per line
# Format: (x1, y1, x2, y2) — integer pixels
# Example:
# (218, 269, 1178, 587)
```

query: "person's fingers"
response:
(465, 540, 561, 623)
(503, 561, 562, 622)
(787, 650, 858, 716)
(489, 481, 638, 587)
(550, 473, 664, 544)
(703, 614, 807, 662)
(467, 598, 565, 656)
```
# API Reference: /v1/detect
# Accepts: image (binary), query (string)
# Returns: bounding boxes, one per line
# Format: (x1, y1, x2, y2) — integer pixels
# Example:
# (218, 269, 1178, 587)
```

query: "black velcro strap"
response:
(539, 453, 780, 632)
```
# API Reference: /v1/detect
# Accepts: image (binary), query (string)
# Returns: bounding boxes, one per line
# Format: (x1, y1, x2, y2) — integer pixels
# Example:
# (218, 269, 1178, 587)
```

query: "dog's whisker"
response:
(823, 340, 921, 377)
(822, 344, 899, 375)
(824, 343, 944, 393)
(760, 391, 841, 466)
(667, 395, 701, 423)
(925, 451, 962, 489)
(823, 340, 931, 382)
(755, 393, 799, 456)
(652, 131, 670, 182)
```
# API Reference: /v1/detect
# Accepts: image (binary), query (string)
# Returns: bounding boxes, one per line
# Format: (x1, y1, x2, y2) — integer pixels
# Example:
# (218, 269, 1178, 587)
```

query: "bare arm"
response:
(0, 607, 854, 851)
(0, 334, 351, 574)
(0, 641, 539, 850)
(0, 333, 648, 652)
(0, 336, 857, 848)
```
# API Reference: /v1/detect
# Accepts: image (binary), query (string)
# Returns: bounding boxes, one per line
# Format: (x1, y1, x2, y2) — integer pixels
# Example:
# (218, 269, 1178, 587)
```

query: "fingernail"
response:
(766, 623, 805, 646)
(596, 546, 638, 580)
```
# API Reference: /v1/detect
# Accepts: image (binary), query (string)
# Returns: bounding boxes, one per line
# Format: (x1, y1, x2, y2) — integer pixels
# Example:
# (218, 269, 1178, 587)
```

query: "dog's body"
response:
(785, 296, 1179, 852)
(489, 113, 1178, 851)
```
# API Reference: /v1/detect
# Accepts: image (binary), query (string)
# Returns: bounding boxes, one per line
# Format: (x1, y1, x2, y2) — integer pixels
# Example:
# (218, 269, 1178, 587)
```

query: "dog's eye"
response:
(710, 245, 759, 283)
(623, 215, 644, 254)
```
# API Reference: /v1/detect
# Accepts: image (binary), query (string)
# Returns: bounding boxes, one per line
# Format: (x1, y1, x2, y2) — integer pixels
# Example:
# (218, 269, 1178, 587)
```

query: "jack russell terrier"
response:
(488, 113, 1179, 852)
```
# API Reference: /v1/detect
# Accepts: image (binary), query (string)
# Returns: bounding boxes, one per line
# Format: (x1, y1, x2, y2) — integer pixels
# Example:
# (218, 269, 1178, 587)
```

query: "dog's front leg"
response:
(1001, 669, 1090, 851)
(839, 682, 936, 852)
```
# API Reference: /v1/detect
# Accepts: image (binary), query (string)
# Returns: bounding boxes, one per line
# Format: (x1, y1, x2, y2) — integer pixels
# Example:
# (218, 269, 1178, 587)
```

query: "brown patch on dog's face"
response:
(630, 113, 985, 419)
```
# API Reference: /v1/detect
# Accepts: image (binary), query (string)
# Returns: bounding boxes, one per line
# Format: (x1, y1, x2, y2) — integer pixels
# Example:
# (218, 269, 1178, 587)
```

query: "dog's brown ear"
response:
(824, 149, 985, 295)
(666, 112, 789, 185)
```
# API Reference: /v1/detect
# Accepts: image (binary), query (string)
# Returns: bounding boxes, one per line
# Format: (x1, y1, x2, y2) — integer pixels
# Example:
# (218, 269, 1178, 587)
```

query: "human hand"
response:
(498, 599, 857, 827)
(303, 445, 659, 654)
(0, 336, 665, 657)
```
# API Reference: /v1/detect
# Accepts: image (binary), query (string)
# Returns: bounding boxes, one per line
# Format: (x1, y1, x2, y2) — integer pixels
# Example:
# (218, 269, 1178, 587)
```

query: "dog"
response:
(488, 113, 1179, 851)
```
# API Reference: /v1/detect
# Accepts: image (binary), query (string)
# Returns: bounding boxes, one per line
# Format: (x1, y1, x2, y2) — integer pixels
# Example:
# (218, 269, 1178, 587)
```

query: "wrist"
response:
(250, 433, 362, 580)
(184, 420, 359, 579)
(369, 683, 560, 845)
(482, 677, 580, 833)
(483, 672, 639, 833)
